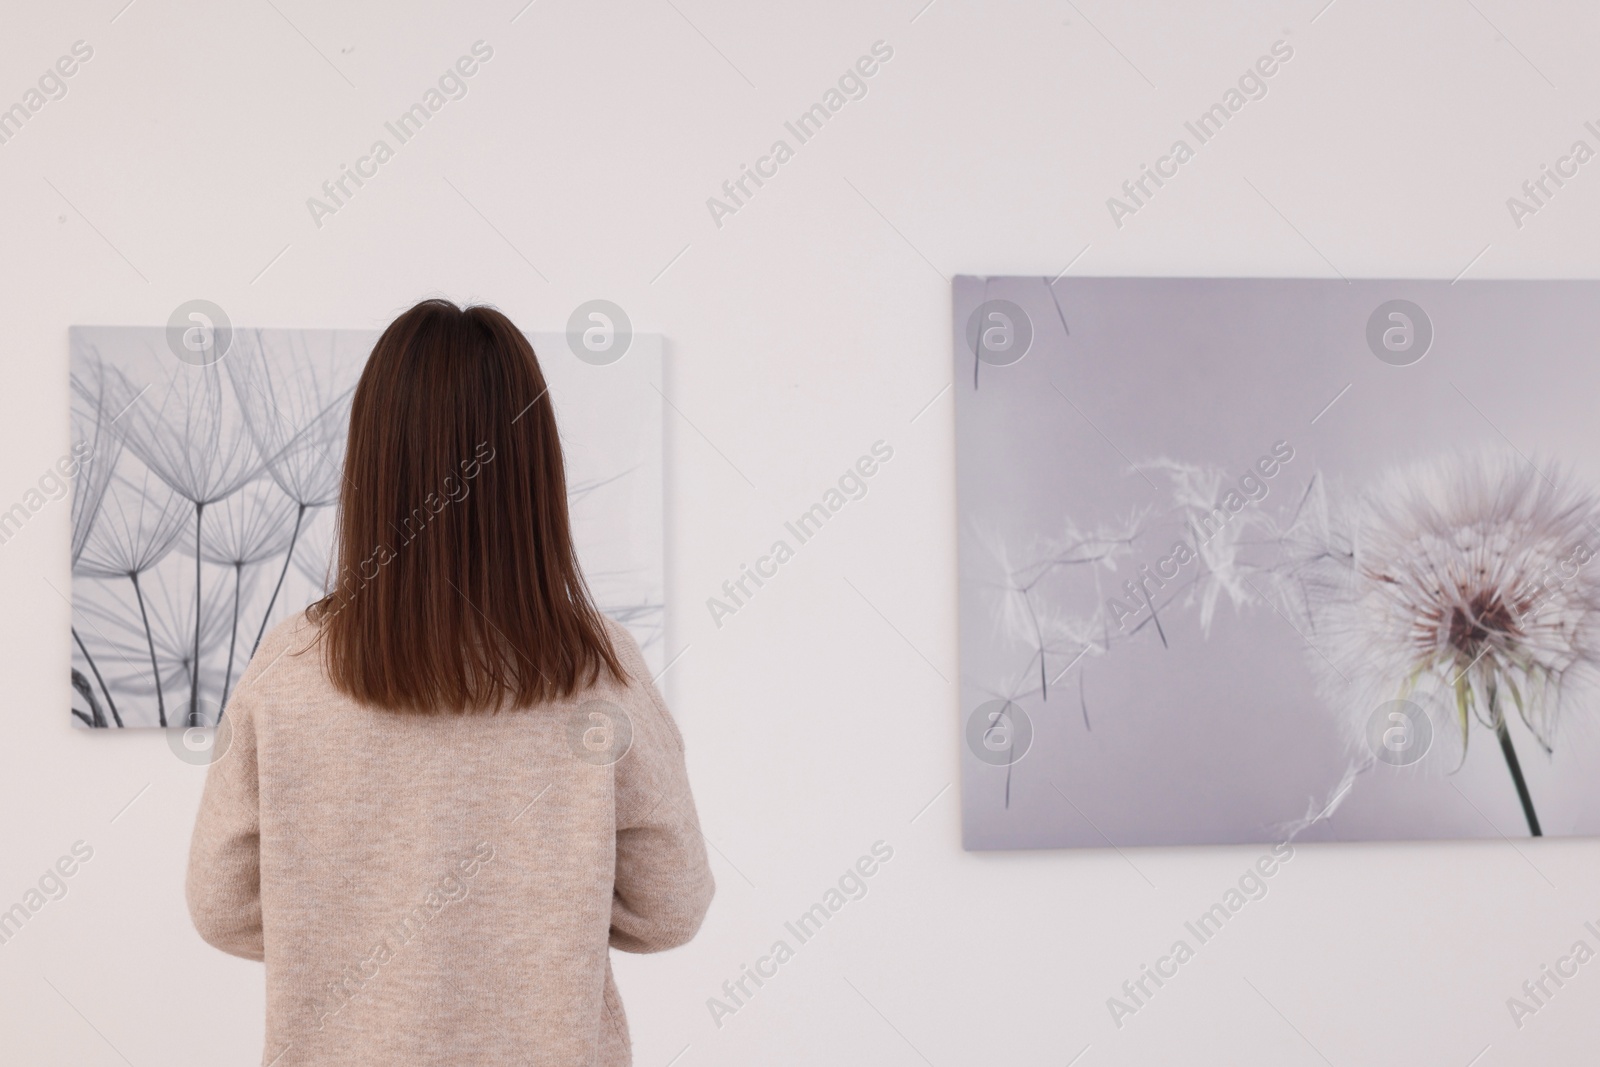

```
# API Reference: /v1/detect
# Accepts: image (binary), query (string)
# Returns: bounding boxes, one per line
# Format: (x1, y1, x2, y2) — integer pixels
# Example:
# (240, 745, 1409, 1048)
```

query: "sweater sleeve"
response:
(186, 684, 265, 961)
(607, 627, 715, 953)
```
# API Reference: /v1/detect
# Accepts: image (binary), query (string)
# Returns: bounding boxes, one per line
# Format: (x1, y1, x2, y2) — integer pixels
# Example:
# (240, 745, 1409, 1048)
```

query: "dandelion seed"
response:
(73, 456, 191, 726)
(181, 475, 299, 709)
(226, 330, 360, 655)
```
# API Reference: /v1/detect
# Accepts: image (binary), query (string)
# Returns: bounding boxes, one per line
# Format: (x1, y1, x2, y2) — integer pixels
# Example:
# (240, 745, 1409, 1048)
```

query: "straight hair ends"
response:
(310, 299, 623, 712)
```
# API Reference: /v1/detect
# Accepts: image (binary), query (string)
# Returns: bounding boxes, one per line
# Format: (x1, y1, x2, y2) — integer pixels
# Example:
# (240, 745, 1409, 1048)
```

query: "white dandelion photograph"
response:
(69, 324, 665, 729)
(955, 276, 1600, 849)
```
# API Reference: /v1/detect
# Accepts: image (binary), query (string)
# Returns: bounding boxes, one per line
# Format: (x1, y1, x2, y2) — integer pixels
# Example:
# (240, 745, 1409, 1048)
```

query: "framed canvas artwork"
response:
(68, 322, 663, 729)
(956, 276, 1600, 848)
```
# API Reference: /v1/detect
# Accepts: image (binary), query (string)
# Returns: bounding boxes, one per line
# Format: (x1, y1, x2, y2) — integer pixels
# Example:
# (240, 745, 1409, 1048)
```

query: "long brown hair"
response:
(310, 299, 622, 711)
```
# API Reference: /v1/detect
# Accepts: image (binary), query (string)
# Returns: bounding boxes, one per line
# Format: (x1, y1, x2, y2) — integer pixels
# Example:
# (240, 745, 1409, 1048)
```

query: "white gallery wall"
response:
(2, 1, 1598, 1063)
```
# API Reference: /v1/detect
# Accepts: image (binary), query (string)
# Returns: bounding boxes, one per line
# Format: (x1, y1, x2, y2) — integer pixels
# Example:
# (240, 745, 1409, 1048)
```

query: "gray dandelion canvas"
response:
(69, 323, 664, 730)
(955, 276, 1600, 849)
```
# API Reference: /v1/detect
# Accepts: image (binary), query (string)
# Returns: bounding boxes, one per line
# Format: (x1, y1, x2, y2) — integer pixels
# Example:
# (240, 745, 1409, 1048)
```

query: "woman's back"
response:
(189, 612, 711, 1066)
(185, 300, 713, 1065)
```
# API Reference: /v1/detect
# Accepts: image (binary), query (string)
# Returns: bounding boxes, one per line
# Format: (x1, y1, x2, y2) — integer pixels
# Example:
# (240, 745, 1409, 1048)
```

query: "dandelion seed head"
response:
(1302, 449, 1600, 755)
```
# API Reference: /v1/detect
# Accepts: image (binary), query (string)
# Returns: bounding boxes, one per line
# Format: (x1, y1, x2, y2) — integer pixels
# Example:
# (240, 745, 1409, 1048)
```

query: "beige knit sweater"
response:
(187, 613, 714, 1066)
